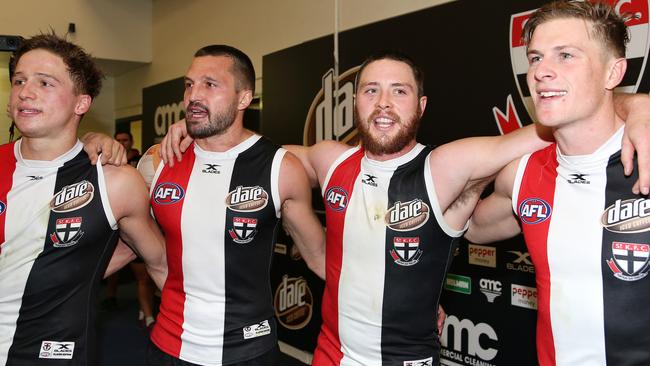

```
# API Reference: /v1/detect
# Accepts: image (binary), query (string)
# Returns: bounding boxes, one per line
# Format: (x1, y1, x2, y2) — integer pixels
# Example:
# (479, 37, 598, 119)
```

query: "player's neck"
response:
(553, 109, 623, 156)
(195, 122, 254, 152)
(19, 134, 78, 161)
(365, 140, 418, 162)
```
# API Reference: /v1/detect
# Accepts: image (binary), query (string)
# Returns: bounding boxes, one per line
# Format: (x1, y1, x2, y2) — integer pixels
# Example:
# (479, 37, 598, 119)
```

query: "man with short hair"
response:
(0, 34, 166, 366)
(466, 1, 650, 364)
(143, 45, 325, 366)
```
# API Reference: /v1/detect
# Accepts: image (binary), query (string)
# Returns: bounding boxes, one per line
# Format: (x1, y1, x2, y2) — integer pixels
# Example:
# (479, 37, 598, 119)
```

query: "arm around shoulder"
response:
(283, 140, 351, 188)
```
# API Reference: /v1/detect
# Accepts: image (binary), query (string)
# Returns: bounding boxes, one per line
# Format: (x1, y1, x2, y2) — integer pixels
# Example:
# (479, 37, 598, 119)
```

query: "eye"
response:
(560, 52, 573, 60)
(528, 55, 541, 65)
(364, 87, 377, 95)
(40, 80, 52, 87)
(184, 81, 193, 89)
(394, 88, 407, 95)
(12, 78, 25, 86)
(206, 81, 217, 88)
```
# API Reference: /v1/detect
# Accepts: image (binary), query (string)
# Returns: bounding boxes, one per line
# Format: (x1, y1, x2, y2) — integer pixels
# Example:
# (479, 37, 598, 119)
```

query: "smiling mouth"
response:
(538, 91, 567, 98)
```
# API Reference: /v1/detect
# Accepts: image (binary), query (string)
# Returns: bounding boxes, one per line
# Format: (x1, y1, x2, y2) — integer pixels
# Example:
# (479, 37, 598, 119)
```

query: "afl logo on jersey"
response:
(325, 186, 348, 212)
(0, 200, 5, 215)
(153, 182, 185, 205)
(518, 198, 551, 224)
(385, 199, 430, 231)
(50, 181, 94, 213)
(225, 186, 268, 212)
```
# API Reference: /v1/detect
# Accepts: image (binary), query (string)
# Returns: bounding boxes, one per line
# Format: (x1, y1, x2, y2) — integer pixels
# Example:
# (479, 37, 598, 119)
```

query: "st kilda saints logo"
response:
(50, 217, 84, 248)
(494, 0, 650, 134)
(385, 199, 430, 232)
(303, 66, 360, 146)
(50, 181, 94, 213)
(274, 275, 313, 330)
(390, 237, 423, 266)
(601, 198, 650, 233)
(229, 217, 258, 244)
(225, 185, 268, 212)
(606, 241, 650, 280)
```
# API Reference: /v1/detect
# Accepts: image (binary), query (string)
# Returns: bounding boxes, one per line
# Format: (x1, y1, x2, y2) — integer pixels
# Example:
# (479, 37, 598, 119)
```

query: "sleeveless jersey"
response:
(149, 135, 285, 365)
(313, 144, 464, 366)
(0, 140, 119, 366)
(513, 127, 650, 365)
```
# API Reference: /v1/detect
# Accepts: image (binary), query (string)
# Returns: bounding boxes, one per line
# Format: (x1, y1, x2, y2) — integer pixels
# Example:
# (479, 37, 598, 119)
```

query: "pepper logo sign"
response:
(508, 0, 650, 122)
(304, 67, 360, 146)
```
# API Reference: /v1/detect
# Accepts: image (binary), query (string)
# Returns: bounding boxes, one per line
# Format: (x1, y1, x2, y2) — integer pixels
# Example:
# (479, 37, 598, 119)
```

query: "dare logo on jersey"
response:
(0, 200, 5, 215)
(226, 186, 268, 212)
(229, 217, 258, 244)
(390, 237, 423, 266)
(50, 181, 94, 213)
(606, 241, 650, 281)
(601, 198, 650, 233)
(50, 217, 84, 248)
(325, 186, 348, 212)
(518, 198, 551, 224)
(153, 182, 185, 204)
(274, 275, 314, 330)
(385, 199, 430, 231)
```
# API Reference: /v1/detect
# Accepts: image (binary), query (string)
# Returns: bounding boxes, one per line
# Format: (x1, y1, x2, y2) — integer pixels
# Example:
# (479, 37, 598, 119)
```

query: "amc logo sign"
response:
(518, 197, 551, 224)
(441, 315, 498, 361)
(274, 275, 313, 330)
(153, 182, 185, 204)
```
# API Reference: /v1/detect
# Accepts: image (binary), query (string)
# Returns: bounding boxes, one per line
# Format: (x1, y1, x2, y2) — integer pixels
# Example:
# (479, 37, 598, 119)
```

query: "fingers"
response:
(160, 131, 174, 167)
(621, 134, 634, 177)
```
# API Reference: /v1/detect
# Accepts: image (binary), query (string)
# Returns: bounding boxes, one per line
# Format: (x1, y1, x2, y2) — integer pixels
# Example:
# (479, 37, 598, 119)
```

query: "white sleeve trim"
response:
(272, 148, 287, 218)
(511, 154, 532, 215)
(321, 146, 361, 197)
(96, 156, 118, 230)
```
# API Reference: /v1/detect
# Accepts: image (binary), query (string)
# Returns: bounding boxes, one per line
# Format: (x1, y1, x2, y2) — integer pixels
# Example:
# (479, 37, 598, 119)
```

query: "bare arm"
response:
(283, 141, 351, 188)
(279, 152, 326, 279)
(80, 132, 127, 166)
(465, 159, 521, 244)
(104, 240, 137, 278)
(614, 93, 650, 194)
(104, 165, 167, 289)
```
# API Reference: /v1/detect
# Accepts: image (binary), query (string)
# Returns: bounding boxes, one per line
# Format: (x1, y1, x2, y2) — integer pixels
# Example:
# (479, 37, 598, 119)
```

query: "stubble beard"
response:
(186, 101, 238, 139)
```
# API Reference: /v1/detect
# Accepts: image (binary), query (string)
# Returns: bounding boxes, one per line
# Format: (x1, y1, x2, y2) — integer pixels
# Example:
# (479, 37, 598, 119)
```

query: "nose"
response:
(17, 81, 36, 100)
(376, 89, 392, 110)
(533, 57, 556, 82)
(185, 84, 203, 105)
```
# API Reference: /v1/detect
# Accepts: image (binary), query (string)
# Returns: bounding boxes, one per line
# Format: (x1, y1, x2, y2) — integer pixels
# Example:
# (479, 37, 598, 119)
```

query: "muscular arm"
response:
(104, 240, 137, 278)
(104, 165, 167, 289)
(465, 159, 521, 244)
(279, 152, 326, 279)
(283, 141, 351, 188)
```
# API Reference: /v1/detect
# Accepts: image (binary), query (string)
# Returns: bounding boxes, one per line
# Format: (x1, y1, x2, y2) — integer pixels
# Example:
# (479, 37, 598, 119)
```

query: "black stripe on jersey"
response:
(601, 152, 650, 366)
(381, 146, 460, 365)
(7, 151, 118, 366)
(221, 138, 280, 364)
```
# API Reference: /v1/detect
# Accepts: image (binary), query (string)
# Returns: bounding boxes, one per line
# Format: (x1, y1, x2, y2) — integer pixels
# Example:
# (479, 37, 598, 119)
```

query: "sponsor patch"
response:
(226, 186, 268, 212)
(0, 200, 5, 215)
(274, 243, 287, 255)
(506, 250, 535, 274)
(39, 341, 74, 359)
(362, 174, 378, 187)
(274, 275, 313, 330)
(404, 357, 433, 366)
(243, 319, 271, 339)
(228, 217, 258, 244)
(202, 163, 221, 174)
(50, 217, 84, 248)
(518, 198, 551, 224)
(325, 186, 348, 211)
(153, 182, 185, 205)
(390, 237, 423, 266)
(606, 241, 650, 281)
(602, 198, 650, 233)
(445, 273, 471, 295)
(385, 199, 430, 231)
(479, 278, 502, 303)
(511, 284, 537, 310)
(50, 181, 94, 213)
(468, 244, 497, 268)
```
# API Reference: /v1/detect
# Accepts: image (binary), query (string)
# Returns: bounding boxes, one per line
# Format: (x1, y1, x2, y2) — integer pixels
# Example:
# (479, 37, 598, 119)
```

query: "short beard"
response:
(186, 101, 238, 139)
(355, 106, 421, 155)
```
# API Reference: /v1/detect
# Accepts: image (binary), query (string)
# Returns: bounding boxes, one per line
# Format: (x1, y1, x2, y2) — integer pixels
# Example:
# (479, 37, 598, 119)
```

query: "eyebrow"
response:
(12, 71, 60, 83)
(527, 45, 582, 56)
(359, 81, 415, 90)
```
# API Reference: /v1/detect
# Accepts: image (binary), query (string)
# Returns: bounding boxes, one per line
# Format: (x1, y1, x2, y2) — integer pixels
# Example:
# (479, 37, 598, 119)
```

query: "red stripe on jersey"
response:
(313, 148, 363, 366)
(0, 143, 17, 251)
(517, 146, 558, 366)
(150, 147, 196, 357)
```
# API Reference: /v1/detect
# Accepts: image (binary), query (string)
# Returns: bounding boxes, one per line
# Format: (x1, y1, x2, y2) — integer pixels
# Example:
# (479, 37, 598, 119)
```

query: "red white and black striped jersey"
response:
(0, 140, 118, 366)
(313, 144, 464, 366)
(514, 126, 650, 366)
(149, 135, 285, 365)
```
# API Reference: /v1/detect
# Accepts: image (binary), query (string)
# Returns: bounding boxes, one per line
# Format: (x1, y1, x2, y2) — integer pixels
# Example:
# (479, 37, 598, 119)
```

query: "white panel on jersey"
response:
(178, 148, 231, 363)
(546, 127, 623, 365)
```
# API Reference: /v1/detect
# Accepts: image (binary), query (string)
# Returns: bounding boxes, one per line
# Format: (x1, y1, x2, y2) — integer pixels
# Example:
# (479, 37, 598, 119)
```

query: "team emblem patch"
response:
(50, 217, 84, 248)
(39, 341, 74, 359)
(404, 357, 432, 366)
(518, 198, 551, 224)
(325, 186, 348, 212)
(225, 186, 268, 212)
(0, 200, 5, 215)
(510, 1, 650, 122)
(153, 182, 185, 204)
(607, 241, 650, 281)
(50, 181, 94, 213)
(601, 198, 650, 233)
(229, 217, 258, 244)
(385, 199, 430, 231)
(390, 237, 423, 266)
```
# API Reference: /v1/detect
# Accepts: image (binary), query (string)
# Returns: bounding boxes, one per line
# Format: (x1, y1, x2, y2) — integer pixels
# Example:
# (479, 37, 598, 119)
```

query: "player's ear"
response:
(238, 89, 253, 111)
(75, 95, 92, 115)
(605, 57, 626, 90)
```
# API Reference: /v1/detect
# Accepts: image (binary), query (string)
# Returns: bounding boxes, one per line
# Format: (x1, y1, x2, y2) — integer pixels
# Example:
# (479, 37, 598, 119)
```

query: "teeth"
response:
(375, 117, 393, 124)
(539, 91, 567, 98)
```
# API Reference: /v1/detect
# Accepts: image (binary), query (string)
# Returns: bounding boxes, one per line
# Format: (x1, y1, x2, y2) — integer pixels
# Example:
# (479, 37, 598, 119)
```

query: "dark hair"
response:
(114, 131, 133, 140)
(11, 33, 103, 98)
(523, 0, 629, 58)
(194, 45, 255, 95)
(355, 50, 425, 98)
